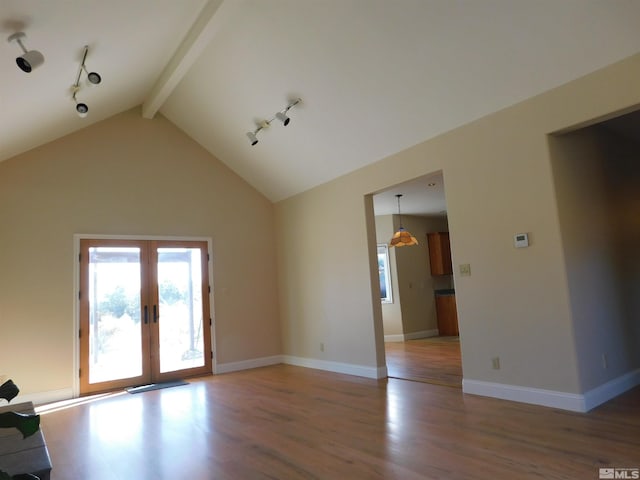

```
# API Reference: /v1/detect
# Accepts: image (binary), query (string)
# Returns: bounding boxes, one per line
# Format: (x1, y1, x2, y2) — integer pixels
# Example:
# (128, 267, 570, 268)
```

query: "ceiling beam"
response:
(142, 0, 231, 119)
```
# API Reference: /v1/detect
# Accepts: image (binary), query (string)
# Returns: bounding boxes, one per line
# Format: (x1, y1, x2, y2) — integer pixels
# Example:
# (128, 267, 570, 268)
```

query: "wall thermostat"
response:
(514, 233, 529, 248)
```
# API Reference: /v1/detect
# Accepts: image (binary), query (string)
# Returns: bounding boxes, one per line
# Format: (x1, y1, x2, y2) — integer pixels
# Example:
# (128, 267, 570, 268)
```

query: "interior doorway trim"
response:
(72, 234, 215, 398)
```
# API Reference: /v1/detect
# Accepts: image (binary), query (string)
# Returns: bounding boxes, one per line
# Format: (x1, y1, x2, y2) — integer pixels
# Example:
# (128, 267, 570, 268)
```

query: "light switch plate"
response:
(514, 233, 529, 248)
(459, 263, 471, 276)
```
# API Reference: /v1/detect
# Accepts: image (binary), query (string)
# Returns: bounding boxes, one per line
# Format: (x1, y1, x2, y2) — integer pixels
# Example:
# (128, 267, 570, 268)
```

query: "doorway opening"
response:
(548, 108, 640, 391)
(371, 171, 462, 387)
(78, 238, 213, 395)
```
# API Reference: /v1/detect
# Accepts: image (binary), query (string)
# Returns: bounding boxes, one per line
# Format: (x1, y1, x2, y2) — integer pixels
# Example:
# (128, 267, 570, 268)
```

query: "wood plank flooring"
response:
(385, 336, 462, 387)
(36, 365, 639, 479)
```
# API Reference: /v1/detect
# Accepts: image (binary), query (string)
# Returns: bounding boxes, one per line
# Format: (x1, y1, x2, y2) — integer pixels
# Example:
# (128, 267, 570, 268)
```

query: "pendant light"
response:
(389, 194, 418, 247)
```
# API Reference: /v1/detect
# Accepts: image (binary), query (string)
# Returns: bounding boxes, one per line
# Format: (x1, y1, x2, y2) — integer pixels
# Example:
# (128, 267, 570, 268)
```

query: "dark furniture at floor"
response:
(0, 402, 51, 480)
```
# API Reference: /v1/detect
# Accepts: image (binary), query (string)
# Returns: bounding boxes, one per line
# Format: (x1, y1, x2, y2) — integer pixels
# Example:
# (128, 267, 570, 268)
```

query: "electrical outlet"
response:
(460, 264, 471, 276)
(602, 354, 607, 369)
(492, 356, 500, 370)
(320, 342, 325, 352)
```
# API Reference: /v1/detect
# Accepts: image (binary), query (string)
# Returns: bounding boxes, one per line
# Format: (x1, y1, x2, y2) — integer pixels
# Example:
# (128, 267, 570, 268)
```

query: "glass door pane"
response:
(87, 247, 143, 383)
(156, 247, 205, 373)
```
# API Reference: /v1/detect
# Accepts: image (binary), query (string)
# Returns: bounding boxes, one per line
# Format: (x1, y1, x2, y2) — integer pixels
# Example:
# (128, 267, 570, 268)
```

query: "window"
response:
(377, 244, 393, 303)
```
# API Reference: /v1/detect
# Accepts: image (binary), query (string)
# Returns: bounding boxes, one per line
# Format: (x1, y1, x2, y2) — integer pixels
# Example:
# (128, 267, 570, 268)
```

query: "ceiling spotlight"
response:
(275, 112, 290, 126)
(85, 68, 102, 85)
(246, 121, 269, 146)
(72, 87, 88, 118)
(8, 32, 45, 73)
(245, 98, 302, 146)
(246, 131, 259, 146)
(275, 98, 301, 126)
(75, 101, 89, 118)
(77, 45, 102, 86)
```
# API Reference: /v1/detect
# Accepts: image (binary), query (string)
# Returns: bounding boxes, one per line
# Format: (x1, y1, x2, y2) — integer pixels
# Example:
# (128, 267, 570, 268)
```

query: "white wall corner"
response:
(582, 368, 640, 412)
(283, 356, 383, 379)
(462, 379, 586, 412)
(376, 365, 389, 379)
(215, 355, 284, 374)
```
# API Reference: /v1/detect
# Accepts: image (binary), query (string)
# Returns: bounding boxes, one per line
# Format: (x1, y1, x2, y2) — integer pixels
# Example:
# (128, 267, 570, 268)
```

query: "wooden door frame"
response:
(72, 234, 216, 398)
(79, 238, 153, 394)
(149, 240, 213, 383)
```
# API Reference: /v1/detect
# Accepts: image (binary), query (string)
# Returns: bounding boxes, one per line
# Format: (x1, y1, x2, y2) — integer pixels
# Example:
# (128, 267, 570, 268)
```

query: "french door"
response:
(79, 239, 212, 395)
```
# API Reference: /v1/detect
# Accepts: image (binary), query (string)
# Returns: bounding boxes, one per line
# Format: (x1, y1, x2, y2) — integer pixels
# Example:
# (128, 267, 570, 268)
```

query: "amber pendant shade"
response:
(388, 194, 418, 247)
(389, 227, 419, 247)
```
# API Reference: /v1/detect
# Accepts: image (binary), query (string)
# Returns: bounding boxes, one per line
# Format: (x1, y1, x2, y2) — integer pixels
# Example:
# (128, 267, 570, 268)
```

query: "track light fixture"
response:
(72, 87, 88, 118)
(246, 98, 301, 146)
(246, 131, 259, 146)
(84, 66, 102, 85)
(71, 45, 102, 118)
(275, 112, 290, 126)
(8, 32, 44, 73)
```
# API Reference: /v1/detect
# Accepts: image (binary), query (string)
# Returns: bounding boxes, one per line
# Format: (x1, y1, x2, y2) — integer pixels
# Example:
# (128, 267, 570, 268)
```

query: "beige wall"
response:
(0, 109, 281, 395)
(374, 215, 402, 336)
(550, 125, 640, 391)
(275, 53, 640, 394)
(275, 182, 380, 367)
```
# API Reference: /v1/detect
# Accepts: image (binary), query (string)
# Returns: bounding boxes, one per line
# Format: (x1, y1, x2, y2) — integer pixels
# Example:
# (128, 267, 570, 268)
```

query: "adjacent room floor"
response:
(385, 336, 462, 387)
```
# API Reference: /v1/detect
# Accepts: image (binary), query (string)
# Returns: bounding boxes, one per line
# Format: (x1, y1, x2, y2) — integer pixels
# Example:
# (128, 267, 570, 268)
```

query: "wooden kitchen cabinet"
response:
(435, 292, 459, 336)
(427, 232, 453, 276)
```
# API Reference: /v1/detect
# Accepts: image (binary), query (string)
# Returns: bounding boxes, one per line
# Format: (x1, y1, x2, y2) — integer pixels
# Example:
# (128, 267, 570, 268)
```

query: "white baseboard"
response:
(406, 329, 439, 340)
(463, 379, 585, 412)
(385, 329, 439, 342)
(283, 355, 386, 379)
(463, 368, 640, 412)
(384, 334, 405, 342)
(1, 388, 74, 407)
(583, 368, 640, 412)
(215, 355, 284, 374)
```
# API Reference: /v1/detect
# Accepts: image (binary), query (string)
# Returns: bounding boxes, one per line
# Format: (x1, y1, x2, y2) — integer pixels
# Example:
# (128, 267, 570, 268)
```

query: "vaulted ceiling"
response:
(2, 0, 640, 211)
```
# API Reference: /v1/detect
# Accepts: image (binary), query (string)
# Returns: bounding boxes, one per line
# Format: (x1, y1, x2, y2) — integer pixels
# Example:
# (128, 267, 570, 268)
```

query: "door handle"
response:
(153, 305, 158, 323)
(143, 305, 148, 324)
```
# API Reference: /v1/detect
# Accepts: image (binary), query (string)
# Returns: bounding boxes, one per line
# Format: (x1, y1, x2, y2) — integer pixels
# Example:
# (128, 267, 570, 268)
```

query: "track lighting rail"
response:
(246, 98, 301, 146)
(71, 45, 102, 118)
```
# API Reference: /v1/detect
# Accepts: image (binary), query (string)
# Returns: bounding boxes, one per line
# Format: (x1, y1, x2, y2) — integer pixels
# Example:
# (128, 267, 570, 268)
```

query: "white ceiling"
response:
(0, 0, 206, 160)
(372, 172, 447, 217)
(2, 1, 640, 214)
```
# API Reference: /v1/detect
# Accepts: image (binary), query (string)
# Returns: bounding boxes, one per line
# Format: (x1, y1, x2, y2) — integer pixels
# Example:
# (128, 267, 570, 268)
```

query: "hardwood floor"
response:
(36, 365, 639, 479)
(385, 336, 462, 387)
